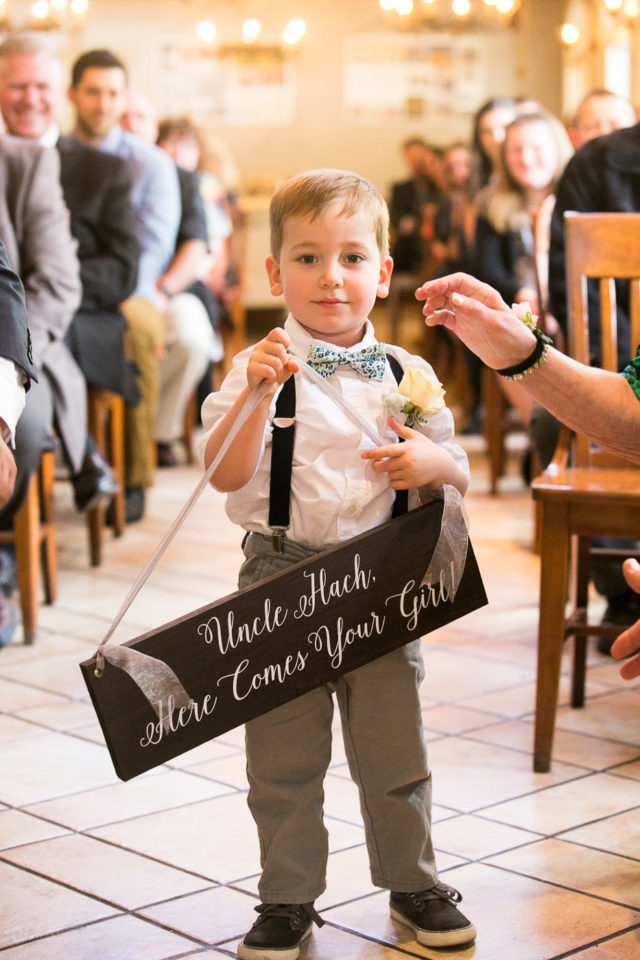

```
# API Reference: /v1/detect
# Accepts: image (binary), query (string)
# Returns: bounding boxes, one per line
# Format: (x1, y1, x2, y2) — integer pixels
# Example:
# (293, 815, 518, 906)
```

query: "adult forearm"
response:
(519, 350, 640, 464)
(417, 272, 640, 466)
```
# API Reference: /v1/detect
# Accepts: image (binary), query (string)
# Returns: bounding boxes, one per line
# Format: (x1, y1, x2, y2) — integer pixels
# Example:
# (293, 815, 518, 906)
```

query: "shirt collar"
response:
(39, 124, 59, 147)
(284, 313, 379, 360)
(94, 125, 125, 153)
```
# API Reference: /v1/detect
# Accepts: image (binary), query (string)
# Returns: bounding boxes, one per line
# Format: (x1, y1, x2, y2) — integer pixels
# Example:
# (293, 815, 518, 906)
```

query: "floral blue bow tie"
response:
(306, 342, 387, 380)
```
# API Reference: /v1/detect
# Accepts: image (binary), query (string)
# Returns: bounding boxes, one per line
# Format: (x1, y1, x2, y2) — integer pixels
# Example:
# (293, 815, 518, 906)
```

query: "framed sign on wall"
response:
(343, 32, 486, 123)
(159, 37, 297, 126)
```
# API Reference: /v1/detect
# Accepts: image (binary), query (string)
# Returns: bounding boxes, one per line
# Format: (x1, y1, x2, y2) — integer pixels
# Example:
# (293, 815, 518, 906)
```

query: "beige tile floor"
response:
(1, 370, 640, 958)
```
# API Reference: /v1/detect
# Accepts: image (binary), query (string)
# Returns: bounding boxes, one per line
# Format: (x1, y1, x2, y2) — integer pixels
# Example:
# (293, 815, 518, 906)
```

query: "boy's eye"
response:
(298, 254, 317, 264)
(345, 254, 364, 264)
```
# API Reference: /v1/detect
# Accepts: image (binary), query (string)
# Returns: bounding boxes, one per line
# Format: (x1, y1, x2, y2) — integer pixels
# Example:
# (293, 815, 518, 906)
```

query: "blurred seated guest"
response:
(0, 37, 129, 514)
(121, 92, 218, 467)
(389, 137, 446, 274)
(0, 242, 37, 646)
(477, 111, 572, 315)
(0, 33, 138, 511)
(463, 97, 518, 430)
(514, 96, 544, 116)
(0, 35, 141, 404)
(57, 140, 141, 408)
(119, 85, 159, 143)
(475, 111, 573, 438)
(156, 116, 227, 355)
(430, 142, 475, 277)
(67, 52, 182, 519)
(568, 89, 636, 151)
(428, 141, 479, 432)
(470, 97, 518, 198)
(198, 133, 245, 353)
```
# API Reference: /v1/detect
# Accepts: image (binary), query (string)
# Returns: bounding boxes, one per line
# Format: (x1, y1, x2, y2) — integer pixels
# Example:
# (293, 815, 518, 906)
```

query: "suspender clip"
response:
(271, 527, 287, 554)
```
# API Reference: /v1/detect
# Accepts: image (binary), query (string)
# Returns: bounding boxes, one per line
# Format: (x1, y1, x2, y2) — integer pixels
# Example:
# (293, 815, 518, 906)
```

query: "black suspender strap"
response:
(385, 353, 408, 519)
(268, 352, 408, 552)
(268, 376, 296, 553)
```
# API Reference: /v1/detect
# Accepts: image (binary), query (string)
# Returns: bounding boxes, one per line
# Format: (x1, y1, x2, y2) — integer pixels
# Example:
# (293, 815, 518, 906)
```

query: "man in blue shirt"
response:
(67, 49, 183, 521)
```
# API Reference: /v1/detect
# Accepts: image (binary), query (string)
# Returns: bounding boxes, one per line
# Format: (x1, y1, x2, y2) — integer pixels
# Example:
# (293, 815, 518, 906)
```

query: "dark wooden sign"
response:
(81, 500, 487, 781)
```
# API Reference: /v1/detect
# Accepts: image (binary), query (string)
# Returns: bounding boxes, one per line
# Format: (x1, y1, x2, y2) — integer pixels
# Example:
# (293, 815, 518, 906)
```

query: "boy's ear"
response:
(265, 255, 283, 297)
(376, 256, 394, 300)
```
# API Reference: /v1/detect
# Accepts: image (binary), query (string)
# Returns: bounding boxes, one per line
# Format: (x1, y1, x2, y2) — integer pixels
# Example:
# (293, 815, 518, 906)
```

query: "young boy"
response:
(198, 169, 475, 959)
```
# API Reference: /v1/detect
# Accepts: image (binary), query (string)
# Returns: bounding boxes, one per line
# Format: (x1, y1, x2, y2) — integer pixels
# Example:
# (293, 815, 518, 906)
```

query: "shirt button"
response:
(347, 504, 358, 515)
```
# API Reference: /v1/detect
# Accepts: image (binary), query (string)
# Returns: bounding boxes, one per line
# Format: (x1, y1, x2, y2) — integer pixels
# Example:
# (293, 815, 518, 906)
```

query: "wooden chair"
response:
(0, 450, 57, 644)
(482, 368, 523, 494)
(531, 211, 640, 772)
(87, 388, 125, 567)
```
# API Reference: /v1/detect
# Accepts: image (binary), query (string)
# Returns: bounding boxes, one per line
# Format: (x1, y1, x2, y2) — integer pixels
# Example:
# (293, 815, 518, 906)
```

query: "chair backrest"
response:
(564, 210, 640, 467)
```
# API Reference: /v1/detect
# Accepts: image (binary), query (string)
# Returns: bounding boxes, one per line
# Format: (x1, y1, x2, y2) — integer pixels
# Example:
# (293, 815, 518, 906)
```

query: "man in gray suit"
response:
(0, 242, 36, 504)
(0, 240, 37, 644)
(0, 135, 119, 517)
(0, 37, 119, 514)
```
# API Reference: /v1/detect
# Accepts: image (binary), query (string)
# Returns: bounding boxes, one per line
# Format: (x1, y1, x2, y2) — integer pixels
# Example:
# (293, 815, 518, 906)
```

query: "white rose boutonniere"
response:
(383, 366, 446, 426)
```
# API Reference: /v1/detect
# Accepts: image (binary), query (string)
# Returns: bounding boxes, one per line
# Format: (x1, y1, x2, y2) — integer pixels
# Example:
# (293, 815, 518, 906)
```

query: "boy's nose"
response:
(320, 262, 343, 287)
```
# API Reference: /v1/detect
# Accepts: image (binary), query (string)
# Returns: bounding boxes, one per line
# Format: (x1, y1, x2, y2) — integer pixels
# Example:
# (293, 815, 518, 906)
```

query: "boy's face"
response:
(266, 201, 393, 348)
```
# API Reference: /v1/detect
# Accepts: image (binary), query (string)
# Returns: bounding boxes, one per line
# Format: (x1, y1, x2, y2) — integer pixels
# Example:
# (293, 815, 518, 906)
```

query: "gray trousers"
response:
(239, 532, 439, 904)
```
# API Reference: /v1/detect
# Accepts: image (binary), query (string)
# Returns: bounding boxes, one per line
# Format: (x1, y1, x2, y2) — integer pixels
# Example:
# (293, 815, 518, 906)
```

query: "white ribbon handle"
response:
(93, 380, 275, 721)
(420, 485, 469, 600)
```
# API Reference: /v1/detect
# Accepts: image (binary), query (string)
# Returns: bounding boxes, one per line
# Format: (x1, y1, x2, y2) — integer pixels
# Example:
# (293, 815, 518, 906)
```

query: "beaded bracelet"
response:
(496, 312, 553, 381)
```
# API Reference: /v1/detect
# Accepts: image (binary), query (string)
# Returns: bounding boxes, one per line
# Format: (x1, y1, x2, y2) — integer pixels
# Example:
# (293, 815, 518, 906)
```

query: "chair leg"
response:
(534, 499, 571, 772)
(88, 389, 126, 564)
(483, 369, 507, 496)
(88, 505, 103, 568)
(13, 472, 40, 644)
(39, 450, 57, 605)
(88, 393, 106, 567)
(571, 536, 590, 708)
(181, 389, 197, 465)
(107, 396, 125, 537)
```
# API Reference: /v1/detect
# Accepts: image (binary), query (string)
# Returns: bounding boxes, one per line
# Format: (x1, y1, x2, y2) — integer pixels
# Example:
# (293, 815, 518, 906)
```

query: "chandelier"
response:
(378, 0, 521, 27)
(0, 0, 89, 33)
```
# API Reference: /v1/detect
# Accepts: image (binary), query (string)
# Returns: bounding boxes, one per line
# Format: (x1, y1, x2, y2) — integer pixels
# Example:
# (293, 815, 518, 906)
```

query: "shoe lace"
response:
(407, 883, 463, 908)
(253, 902, 325, 930)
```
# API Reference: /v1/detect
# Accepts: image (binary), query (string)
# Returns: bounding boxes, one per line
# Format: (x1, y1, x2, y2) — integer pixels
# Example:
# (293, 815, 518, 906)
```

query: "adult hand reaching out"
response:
(415, 272, 538, 372)
(415, 271, 640, 466)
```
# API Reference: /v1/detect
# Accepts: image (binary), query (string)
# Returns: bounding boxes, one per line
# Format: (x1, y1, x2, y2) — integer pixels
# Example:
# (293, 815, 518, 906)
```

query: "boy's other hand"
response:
(247, 327, 299, 391)
(362, 417, 445, 490)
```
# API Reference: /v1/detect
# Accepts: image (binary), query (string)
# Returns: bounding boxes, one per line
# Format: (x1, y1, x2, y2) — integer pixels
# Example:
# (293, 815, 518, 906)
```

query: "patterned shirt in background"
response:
(621, 345, 640, 401)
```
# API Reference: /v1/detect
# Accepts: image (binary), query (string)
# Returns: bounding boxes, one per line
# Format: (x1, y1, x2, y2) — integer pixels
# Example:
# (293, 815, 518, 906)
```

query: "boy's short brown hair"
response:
(269, 168, 390, 260)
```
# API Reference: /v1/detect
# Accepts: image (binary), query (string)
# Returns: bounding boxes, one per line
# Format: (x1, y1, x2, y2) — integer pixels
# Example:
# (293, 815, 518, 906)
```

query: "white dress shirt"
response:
(198, 315, 468, 550)
(0, 356, 26, 444)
